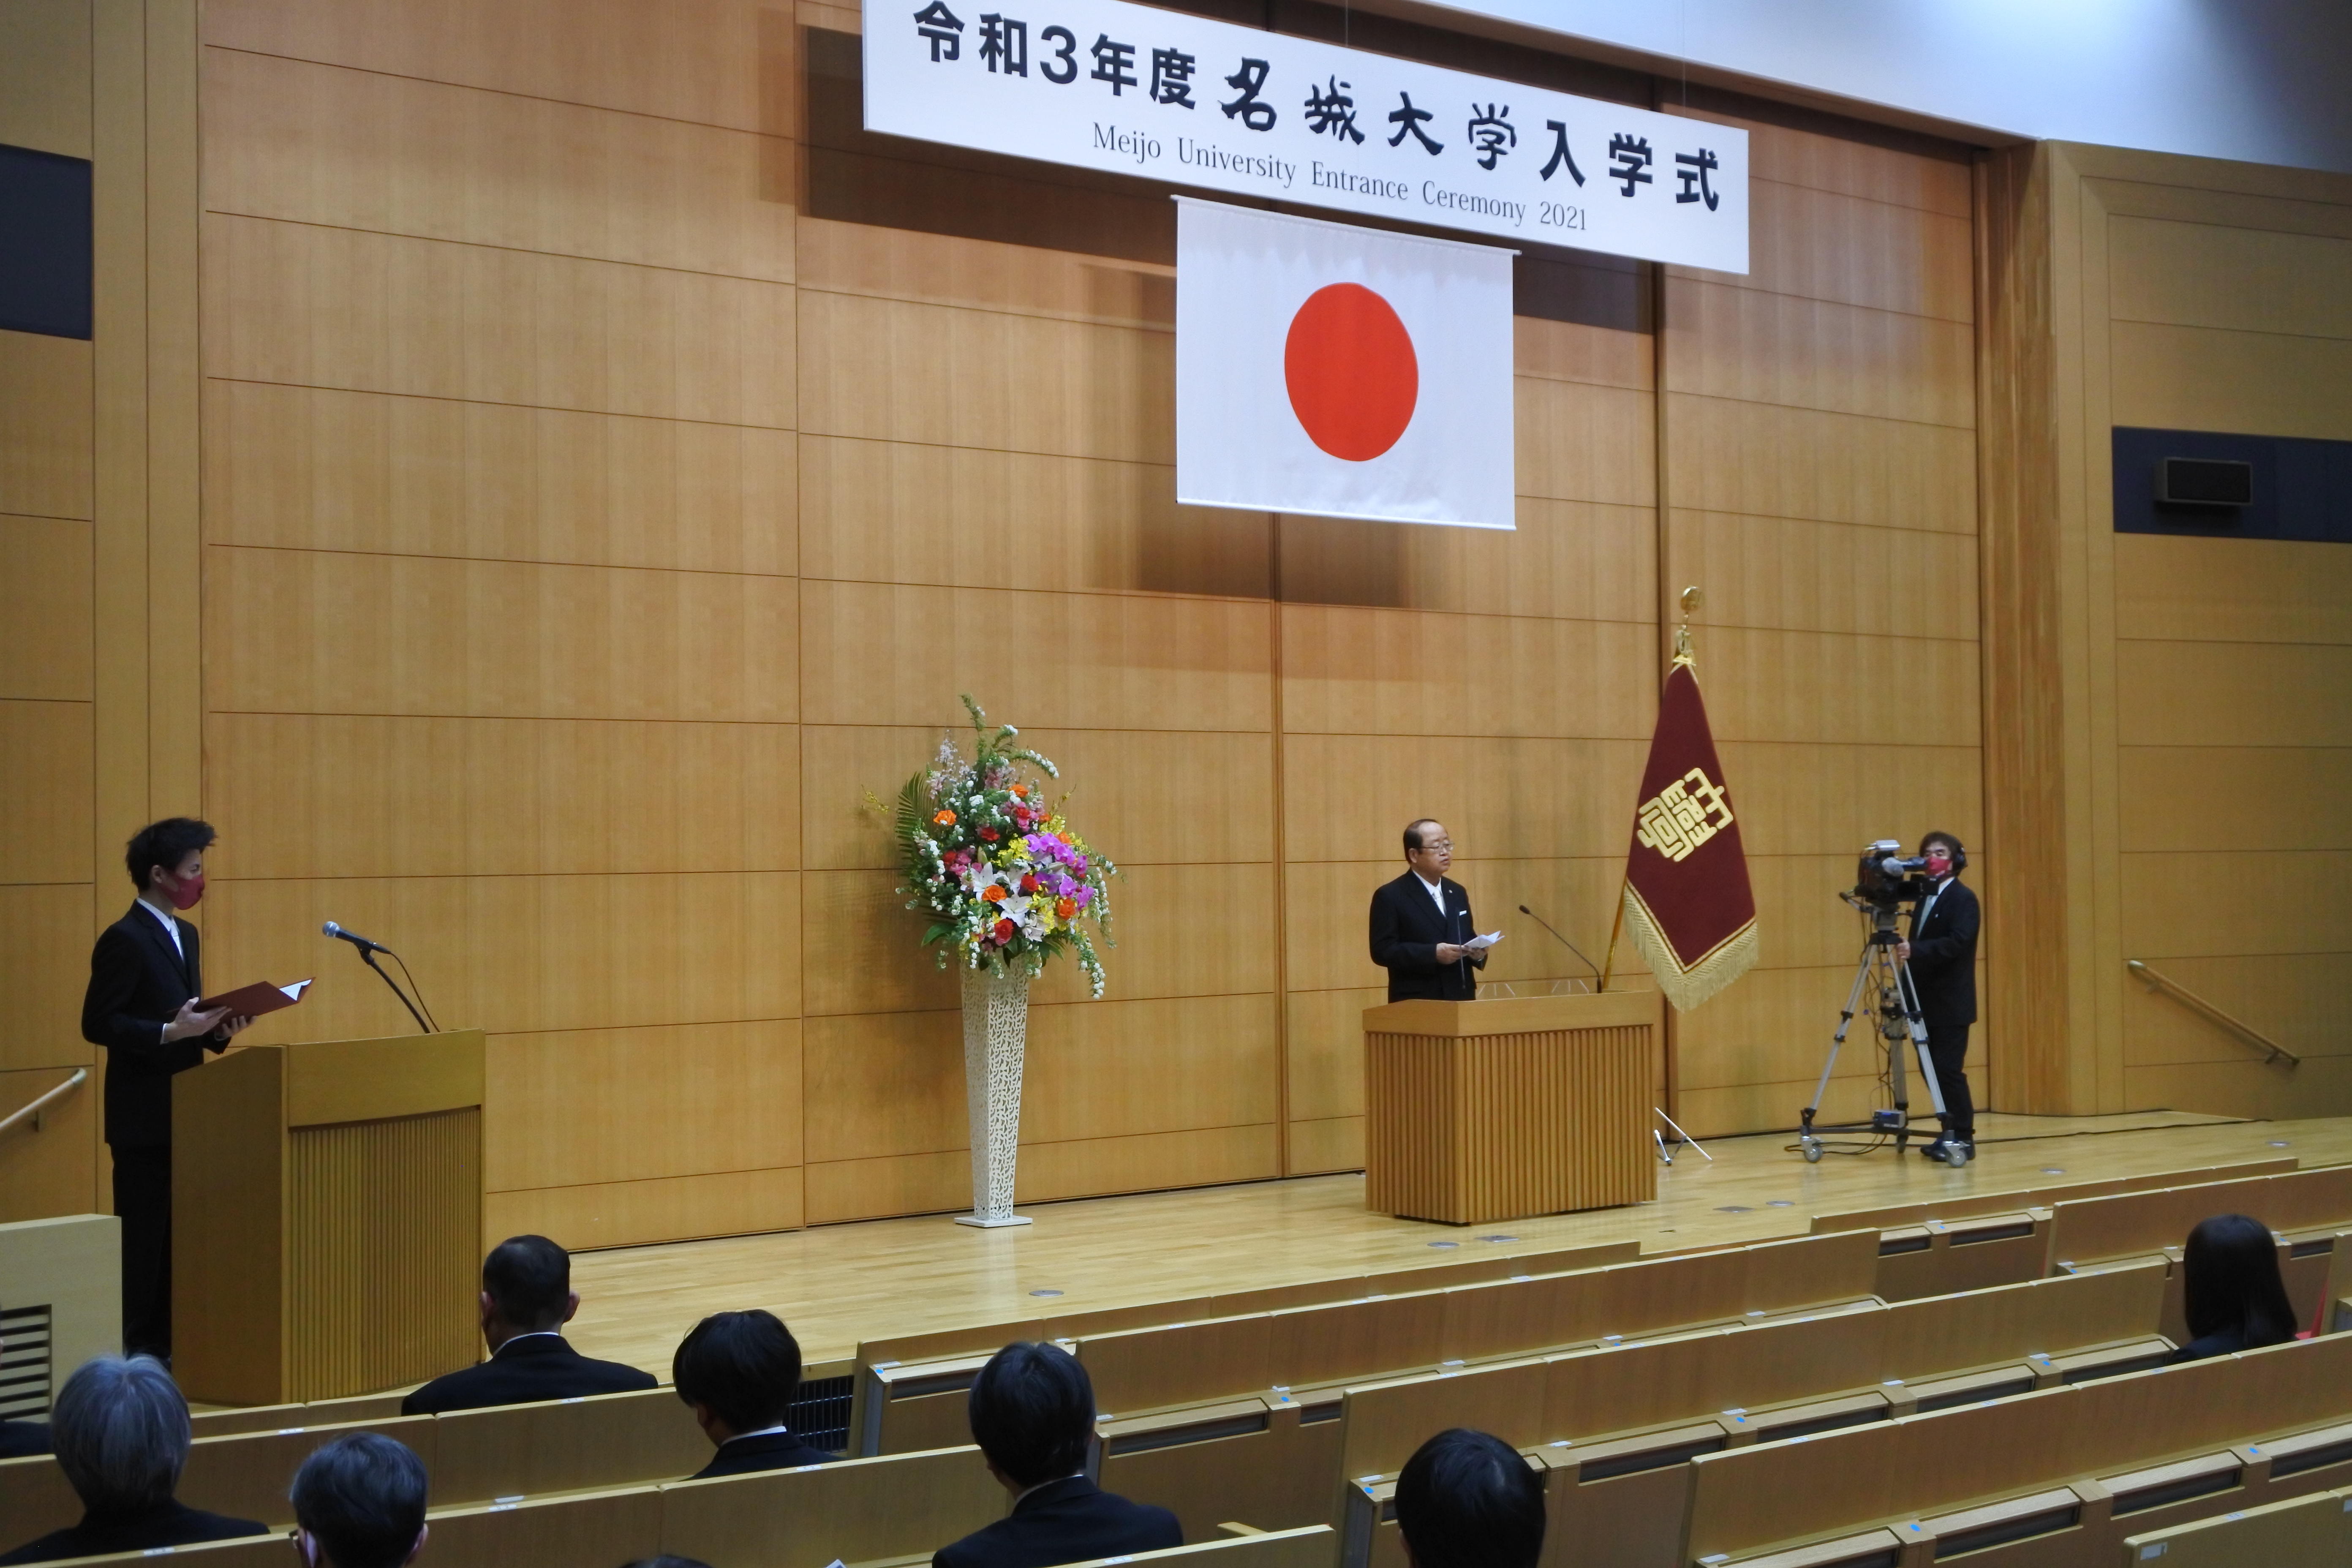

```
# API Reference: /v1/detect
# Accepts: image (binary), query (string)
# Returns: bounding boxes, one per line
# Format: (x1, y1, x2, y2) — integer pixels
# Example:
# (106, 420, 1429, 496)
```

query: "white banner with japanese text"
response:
(1176, 199, 1514, 529)
(864, 0, 1748, 271)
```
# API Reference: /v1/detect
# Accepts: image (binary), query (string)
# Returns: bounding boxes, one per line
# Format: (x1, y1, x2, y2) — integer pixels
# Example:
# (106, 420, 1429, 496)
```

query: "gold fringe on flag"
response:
(1620, 881, 1759, 1013)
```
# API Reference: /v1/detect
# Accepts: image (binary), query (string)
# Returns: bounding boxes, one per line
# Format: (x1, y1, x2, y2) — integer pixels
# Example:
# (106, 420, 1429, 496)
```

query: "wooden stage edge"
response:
(555, 1110, 2352, 1380)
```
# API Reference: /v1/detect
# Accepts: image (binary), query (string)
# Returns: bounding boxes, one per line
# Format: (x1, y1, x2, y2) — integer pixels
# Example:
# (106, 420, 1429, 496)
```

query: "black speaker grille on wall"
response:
(0, 1304, 52, 1419)
(2155, 456, 2253, 508)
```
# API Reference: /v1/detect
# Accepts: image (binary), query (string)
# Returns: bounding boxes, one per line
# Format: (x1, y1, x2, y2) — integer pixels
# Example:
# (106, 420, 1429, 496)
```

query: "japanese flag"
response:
(1176, 197, 1515, 530)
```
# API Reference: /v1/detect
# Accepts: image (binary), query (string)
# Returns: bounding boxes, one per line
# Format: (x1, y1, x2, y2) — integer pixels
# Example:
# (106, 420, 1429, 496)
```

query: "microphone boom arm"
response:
(1518, 905, 1604, 988)
(359, 947, 433, 1035)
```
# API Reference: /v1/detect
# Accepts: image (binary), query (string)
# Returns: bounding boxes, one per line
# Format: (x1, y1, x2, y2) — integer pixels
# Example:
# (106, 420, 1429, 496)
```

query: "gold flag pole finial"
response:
(1673, 585, 1702, 666)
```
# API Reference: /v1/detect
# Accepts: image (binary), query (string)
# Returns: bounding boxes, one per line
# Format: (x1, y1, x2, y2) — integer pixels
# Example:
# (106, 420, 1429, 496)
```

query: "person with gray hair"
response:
(292, 1432, 429, 1568)
(0, 1355, 268, 1565)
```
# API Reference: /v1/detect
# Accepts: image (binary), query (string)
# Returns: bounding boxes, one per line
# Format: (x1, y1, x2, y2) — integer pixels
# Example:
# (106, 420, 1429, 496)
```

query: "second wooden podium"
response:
(1363, 993, 1660, 1224)
(172, 1031, 485, 1406)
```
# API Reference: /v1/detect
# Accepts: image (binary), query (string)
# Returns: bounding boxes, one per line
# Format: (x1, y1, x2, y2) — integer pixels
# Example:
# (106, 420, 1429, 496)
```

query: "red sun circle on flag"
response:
(1282, 283, 1419, 462)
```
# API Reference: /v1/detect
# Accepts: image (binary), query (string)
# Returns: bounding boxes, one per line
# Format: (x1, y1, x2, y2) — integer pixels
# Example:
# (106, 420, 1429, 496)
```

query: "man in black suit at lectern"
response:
(1369, 819, 1487, 1002)
(81, 818, 250, 1361)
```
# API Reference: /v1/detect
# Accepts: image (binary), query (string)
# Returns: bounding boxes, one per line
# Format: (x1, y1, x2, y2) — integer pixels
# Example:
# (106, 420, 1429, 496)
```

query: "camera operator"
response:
(1894, 832, 1979, 1162)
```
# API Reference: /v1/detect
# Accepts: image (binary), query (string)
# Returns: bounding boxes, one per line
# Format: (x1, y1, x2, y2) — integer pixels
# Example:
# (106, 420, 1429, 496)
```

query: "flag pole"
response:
(1600, 881, 1626, 992)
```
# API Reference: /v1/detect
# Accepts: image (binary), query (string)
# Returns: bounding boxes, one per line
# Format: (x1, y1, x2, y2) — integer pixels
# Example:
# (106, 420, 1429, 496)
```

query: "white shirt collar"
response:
(137, 897, 183, 955)
(495, 1331, 566, 1350)
(720, 1424, 793, 1444)
(1013, 1472, 1089, 1507)
(1414, 871, 1446, 906)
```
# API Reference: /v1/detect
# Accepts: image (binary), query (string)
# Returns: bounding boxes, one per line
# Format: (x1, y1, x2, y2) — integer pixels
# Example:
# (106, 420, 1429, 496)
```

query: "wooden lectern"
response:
(172, 1032, 485, 1406)
(1363, 993, 1660, 1224)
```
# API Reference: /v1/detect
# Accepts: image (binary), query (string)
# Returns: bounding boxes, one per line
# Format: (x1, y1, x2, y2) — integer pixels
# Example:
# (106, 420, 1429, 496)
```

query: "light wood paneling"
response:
(0, 1066, 99, 1223)
(207, 714, 798, 879)
(2120, 849, 2351, 958)
(203, 48, 797, 280)
(800, 725, 1274, 872)
(204, 213, 795, 428)
(2115, 536, 2352, 646)
(205, 547, 796, 723)
(1285, 988, 1383, 1125)
(0, 885, 99, 1072)
(2108, 320, 2352, 441)
(485, 1020, 803, 1190)
(801, 864, 1276, 1018)
(1682, 626, 1980, 746)
(798, 287, 1168, 461)
(802, 992, 1277, 1162)
(1663, 394, 1976, 531)
(486, 1166, 804, 1253)
(202, 872, 800, 1042)
(803, 1148, 966, 1225)
(1666, 279, 1974, 427)
(2107, 214, 2352, 340)
(1731, 121, 1972, 218)
(2118, 641, 2352, 748)
(202, 0, 795, 134)
(1279, 735, 1648, 865)
(2123, 1059, 2352, 1122)
(2120, 953, 2349, 1066)
(1676, 962, 1988, 1093)
(0, 701, 93, 885)
(1277, 608, 1653, 740)
(205, 382, 796, 575)
(0, 522, 93, 704)
(0, 0, 92, 158)
(1287, 1115, 1364, 1175)
(797, 437, 1269, 599)
(1737, 178, 1974, 321)
(2120, 747, 2352, 852)
(1017, 1124, 1278, 1202)
(797, 215, 1172, 329)
(1514, 314, 1655, 390)
(798, 580, 1272, 731)
(1669, 511, 1979, 640)
(1274, 497, 1652, 622)
(1513, 377, 1655, 506)
(0, 334, 94, 521)
(1710, 741, 1983, 857)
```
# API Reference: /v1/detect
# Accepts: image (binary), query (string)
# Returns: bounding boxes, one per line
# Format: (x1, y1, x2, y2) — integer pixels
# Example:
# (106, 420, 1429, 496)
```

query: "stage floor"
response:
(566, 1110, 2352, 1377)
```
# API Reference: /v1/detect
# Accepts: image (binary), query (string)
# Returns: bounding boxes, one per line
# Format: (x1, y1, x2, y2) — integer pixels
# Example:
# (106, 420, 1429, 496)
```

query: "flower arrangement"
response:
(893, 696, 1116, 996)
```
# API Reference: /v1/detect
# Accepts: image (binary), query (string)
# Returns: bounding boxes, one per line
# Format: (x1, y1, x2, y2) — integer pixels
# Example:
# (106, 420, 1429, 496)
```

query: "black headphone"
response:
(1920, 832, 1968, 873)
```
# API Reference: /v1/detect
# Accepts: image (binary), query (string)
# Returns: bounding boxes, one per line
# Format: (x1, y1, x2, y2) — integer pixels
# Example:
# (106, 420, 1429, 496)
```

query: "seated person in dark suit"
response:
(0, 1315, 48, 1458)
(2168, 1213, 2302, 1363)
(0, 1355, 268, 1565)
(675, 1309, 837, 1478)
(401, 1234, 657, 1415)
(933, 1342, 1180, 1568)
(292, 1432, 429, 1568)
(1394, 1428, 1546, 1568)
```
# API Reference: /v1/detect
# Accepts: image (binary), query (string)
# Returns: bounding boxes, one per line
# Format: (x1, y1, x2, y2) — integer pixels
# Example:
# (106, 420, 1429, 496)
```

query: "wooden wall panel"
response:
(0, 334, 94, 521)
(2118, 954, 2348, 1067)
(799, 581, 1273, 731)
(2117, 641, 2352, 748)
(204, 384, 796, 575)
(2107, 321, 2352, 440)
(202, 0, 795, 133)
(204, 214, 795, 428)
(485, 1021, 803, 1190)
(206, 548, 796, 724)
(0, 518, 94, 702)
(1275, 497, 1650, 621)
(487, 1167, 804, 1254)
(205, 872, 801, 1042)
(0, 700, 96, 885)
(1278, 609, 1653, 739)
(202, 48, 796, 280)
(0, 885, 101, 1073)
(0, 0, 92, 158)
(2119, 747, 2352, 853)
(2115, 536, 2352, 646)
(207, 715, 799, 879)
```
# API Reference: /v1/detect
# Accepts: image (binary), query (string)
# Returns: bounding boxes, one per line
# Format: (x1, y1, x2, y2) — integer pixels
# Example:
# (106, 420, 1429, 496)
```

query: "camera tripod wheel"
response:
(1800, 1135, 1823, 1163)
(1940, 1141, 1970, 1170)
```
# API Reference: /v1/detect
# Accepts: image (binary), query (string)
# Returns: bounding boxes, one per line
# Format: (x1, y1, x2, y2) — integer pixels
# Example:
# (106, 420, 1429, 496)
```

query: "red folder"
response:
(196, 978, 313, 1019)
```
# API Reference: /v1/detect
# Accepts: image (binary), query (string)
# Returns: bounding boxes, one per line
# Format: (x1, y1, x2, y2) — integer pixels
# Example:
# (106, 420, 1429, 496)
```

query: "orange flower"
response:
(982, 885, 1007, 903)
(1054, 897, 1076, 920)
(934, 809, 956, 826)
(1011, 784, 1028, 798)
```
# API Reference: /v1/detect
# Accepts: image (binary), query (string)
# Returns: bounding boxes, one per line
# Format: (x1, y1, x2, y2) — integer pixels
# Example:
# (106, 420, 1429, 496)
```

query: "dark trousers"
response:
(1923, 1021, 1974, 1142)
(112, 1145, 173, 1359)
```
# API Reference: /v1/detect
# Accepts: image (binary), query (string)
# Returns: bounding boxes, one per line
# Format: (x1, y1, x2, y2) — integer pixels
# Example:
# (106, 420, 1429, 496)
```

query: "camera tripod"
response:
(1796, 899, 1964, 1167)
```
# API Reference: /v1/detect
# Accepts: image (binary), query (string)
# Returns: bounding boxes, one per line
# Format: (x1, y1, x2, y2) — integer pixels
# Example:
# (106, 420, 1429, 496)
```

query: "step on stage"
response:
(567, 1111, 2352, 1378)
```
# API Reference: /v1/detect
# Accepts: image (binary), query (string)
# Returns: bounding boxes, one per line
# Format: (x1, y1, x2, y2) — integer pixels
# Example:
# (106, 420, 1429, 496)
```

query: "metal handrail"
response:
(0, 1067, 87, 1136)
(2126, 960, 2300, 1067)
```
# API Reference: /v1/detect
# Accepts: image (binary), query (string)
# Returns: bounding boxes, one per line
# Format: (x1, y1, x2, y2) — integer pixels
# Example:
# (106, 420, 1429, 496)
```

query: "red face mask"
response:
(164, 871, 205, 910)
(1923, 852, 1952, 879)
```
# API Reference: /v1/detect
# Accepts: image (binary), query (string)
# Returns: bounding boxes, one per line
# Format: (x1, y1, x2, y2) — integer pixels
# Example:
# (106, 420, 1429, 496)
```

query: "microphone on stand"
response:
(1518, 905, 1603, 989)
(321, 920, 437, 1035)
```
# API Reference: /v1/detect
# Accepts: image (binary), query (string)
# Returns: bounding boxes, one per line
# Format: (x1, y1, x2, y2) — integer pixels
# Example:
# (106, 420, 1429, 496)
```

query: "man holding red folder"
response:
(82, 818, 252, 1361)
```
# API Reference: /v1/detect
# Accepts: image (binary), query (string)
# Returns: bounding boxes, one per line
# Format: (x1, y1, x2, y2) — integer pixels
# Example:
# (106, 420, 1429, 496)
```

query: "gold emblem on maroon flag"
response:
(1618, 661, 1759, 1011)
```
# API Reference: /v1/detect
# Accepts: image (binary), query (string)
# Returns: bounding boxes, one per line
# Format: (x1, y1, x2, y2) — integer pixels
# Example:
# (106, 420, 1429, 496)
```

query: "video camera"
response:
(1849, 839, 1931, 912)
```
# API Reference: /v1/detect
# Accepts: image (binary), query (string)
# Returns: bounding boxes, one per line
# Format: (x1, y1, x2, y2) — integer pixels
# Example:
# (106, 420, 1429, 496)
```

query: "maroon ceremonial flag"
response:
(1617, 659, 1758, 1011)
